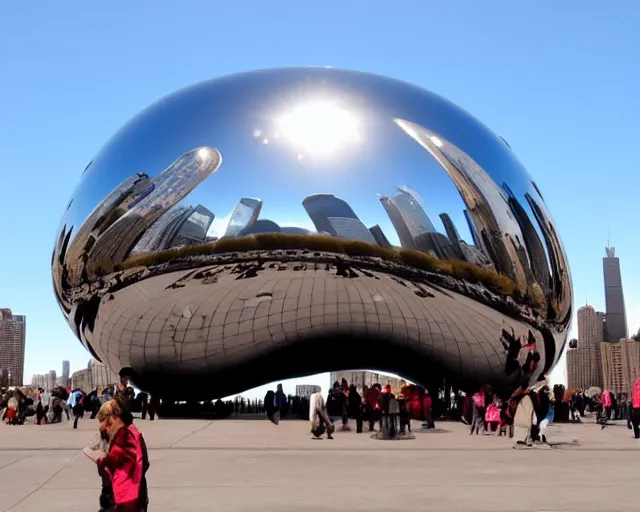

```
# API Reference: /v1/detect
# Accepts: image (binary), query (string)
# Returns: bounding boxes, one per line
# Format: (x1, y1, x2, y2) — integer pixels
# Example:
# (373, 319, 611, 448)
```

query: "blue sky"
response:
(1, 2, 638, 397)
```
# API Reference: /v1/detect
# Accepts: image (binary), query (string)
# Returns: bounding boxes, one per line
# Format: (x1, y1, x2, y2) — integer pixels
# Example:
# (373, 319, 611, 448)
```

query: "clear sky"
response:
(1, 1, 638, 397)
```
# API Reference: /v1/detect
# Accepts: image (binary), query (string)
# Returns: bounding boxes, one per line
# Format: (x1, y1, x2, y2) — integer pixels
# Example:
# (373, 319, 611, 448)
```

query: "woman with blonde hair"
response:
(90, 400, 149, 511)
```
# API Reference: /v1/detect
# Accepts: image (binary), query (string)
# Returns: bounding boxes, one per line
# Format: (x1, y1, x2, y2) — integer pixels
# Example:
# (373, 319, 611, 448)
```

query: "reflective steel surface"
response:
(52, 67, 572, 399)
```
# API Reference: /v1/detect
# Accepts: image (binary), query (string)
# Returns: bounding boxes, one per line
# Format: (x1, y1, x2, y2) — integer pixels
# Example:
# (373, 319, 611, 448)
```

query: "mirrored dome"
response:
(52, 67, 572, 400)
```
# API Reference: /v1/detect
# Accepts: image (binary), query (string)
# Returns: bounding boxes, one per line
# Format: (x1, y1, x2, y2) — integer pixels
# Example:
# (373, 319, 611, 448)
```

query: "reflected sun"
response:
(277, 101, 359, 157)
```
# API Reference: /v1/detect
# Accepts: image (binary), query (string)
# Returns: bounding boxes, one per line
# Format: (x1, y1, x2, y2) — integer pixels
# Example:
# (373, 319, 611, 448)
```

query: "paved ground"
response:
(0, 416, 638, 512)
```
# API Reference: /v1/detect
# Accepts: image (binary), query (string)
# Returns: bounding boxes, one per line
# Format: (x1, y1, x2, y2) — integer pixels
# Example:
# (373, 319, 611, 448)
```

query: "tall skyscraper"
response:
(603, 246, 628, 342)
(368, 224, 392, 247)
(0, 309, 26, 386)
(62, 360, 70, 380)
(378, 186, 436, 250)
(566, 305, 604, 390)
(86, 147, 221, 268)
(302, 194, 375, 243)
(439, 213, 461, 244)
(224, 198, 262, 237)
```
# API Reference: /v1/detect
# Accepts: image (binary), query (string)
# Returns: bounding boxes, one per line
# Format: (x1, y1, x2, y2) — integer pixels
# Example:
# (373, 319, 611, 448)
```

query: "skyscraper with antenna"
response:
(603, 242, 627, 342)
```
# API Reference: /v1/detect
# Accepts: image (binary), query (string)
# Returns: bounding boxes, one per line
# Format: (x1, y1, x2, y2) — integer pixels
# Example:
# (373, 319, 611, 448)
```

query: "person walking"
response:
(513, 390, 537, 448)
(68, 389, 85, 429)
(309, 387, 334, 439)
(470, 389, 486, 435)
(92, 400, 150, 511)
(629, 376, 640, 439)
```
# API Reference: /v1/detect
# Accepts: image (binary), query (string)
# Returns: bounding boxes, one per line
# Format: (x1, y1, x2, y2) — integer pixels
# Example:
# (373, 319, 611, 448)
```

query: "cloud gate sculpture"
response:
(52, 67, 572, 400)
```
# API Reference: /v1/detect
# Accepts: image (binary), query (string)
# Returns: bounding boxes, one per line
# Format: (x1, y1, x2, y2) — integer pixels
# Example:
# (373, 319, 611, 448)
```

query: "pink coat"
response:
(472, 392, 485, 408)
(632, 378, 640, 409)
(602, 390, 613, 408)
(485, 404, 502, 423)
(99, 424, 143, 505)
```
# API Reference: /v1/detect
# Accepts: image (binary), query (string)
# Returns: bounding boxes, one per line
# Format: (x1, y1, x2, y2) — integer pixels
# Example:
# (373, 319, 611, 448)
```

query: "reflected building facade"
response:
(378, 186, 436, 250)
(369, 224, 392, 248)
(224, 198, 262, 238)
(302, 194, 375, 243)
(51, 67, 572, 400)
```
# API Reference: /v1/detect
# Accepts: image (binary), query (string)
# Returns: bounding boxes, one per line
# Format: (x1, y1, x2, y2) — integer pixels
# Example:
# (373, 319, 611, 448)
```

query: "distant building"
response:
(71, 359, 119, 391)
(600, 339, 640, 394)
(0, 309, 26, 386)
(329, 370, 410, 395)
(566, 305, 605, 390)
(295, 384, 321, 397)
(62, 360, 70, 380)
(72, 368, 91, 391)
(302, 194, 375, 244)
(603, 247, 628, 342)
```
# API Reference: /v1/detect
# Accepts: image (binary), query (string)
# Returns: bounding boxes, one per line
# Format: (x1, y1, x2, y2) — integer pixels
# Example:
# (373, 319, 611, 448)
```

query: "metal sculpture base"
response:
(371, 431, 415, 441)
(414, 427, 451, 434)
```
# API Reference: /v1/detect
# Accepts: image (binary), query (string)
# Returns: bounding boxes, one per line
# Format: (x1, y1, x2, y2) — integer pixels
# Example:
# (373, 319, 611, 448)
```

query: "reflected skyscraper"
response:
(395, 120, 527, 288)
(379, 186, 436, 250)
(169, 205, 214, 247)
(369, 224, 392, 247)
(525, 192, 571, 320)
(439, 213, 460, 244)
(302, 194, 375, 243)
(224, 198, 262, 238)
(132, 204, 190, 254)
(87, 147, 221, 267)
(603, 246, 627, 342)
(463, 209, 481, 249)
(64, 173, 152, 284)
(502, 183, 551, 297)
(439, 213, 464, 259)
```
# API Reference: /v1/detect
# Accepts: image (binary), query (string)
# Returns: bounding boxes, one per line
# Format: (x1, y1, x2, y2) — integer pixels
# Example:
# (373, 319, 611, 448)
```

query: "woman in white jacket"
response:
(513, 391, 537, 448)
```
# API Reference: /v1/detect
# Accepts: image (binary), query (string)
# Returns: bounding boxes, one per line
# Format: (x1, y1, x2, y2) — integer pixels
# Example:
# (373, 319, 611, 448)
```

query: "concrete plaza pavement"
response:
(0, 416, 638, 512)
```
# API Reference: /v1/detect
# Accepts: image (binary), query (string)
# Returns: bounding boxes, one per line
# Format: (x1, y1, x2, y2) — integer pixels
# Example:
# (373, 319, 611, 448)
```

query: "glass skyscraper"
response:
(603, 247, 628, 342)
(378, 186, 436, 250)
(302, 194, 375, 243)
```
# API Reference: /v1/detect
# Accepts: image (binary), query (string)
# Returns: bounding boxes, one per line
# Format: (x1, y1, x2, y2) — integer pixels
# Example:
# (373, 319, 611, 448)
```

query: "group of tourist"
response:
(464, 383, 556, 447)
(1, 385, 110, 426)
(0, 383, 162, 429)
(295, 379, 435, 439)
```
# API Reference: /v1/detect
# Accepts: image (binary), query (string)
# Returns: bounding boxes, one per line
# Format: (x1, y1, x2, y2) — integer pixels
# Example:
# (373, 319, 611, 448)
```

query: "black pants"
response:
(605, 406, 612, 420)
(368, 408, 381, 431)
(350, 409, 363, 433)
(36, 403, 44, 425)
(630, 408, 640, 439)
(141, 401, 148, 420)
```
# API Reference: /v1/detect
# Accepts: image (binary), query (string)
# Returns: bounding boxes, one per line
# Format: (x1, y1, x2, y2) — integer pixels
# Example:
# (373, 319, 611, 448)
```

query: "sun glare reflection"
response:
(277, 101, 359, 157)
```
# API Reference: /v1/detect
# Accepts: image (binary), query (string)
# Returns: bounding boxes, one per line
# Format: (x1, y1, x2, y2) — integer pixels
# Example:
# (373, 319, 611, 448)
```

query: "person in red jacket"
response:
(96, 400, 149, 511)
(630, 377, 640, 439)
(422, 391, 434, 429)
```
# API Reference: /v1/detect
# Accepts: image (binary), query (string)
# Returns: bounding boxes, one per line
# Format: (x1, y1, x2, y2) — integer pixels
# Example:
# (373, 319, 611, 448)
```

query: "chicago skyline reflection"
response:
(51, 67, 572, 401)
